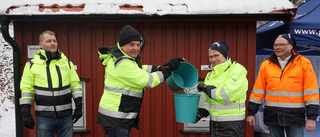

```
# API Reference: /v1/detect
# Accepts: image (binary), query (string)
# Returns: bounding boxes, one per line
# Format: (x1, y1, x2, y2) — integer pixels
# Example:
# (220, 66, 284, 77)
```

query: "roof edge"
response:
(0, 13, 294, 22)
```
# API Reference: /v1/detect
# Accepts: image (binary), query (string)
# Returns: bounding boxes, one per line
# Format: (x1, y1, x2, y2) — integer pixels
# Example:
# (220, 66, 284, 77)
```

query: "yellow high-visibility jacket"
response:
(200, 59, 248, 122)
(20, 49, 82, 118)
(97, 43, 165, 129)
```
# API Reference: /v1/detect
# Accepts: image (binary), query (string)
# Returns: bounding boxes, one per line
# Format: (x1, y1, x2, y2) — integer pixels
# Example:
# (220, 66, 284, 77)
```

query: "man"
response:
(20, 30, 83, 137)
(196, 41, 248, 137)
(247, 34, 319, 137)
(97, 25, 184, 137)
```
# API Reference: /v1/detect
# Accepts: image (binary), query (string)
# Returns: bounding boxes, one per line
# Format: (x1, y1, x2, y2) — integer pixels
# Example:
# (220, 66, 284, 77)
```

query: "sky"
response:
(0, 0, 295, 136)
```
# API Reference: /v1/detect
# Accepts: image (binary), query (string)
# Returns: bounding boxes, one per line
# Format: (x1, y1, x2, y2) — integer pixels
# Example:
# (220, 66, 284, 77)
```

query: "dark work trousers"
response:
(210, 120, 245, 137)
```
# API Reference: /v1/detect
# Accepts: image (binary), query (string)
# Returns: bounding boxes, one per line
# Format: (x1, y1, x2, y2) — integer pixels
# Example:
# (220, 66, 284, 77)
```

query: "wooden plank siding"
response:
(14, 20, 256, 137)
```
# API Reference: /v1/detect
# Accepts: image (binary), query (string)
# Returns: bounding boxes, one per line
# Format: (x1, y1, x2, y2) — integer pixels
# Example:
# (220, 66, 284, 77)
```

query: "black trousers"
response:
(210, 120, 246, 137)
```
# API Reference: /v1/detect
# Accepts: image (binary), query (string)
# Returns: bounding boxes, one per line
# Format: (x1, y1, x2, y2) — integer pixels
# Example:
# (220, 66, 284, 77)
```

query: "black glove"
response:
(150, 65, 171, 80)
(195, 113, 202, 123)
(155, 65, 171, 80)
(21, 105, 35, 129)
(73, 97, 83, 123)
(195, 108, 210, 123)
(164, 58, 184, 71)
(151, 65, 162, 72)
(197, 83, 206, 91)
(197, 83, 216, 98)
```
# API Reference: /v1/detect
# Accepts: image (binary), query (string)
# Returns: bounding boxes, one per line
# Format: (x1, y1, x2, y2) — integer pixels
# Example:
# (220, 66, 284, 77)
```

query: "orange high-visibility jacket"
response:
(248, 51, 319, 126)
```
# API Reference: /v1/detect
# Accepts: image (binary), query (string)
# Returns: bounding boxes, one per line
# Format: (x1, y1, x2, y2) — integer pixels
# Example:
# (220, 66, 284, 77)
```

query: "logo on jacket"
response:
(229, 77, 237, 82)
(309, 68, 314, 72)
(61, 66, 68, 71)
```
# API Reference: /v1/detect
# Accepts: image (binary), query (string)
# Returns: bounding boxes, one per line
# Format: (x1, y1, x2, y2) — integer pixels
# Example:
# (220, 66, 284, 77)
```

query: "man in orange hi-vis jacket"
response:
(246, 34, 319, 137)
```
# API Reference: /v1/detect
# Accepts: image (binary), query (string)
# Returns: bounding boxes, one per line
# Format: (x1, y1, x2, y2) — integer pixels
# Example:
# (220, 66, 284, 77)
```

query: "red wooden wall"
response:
(14, 20, 256, 137)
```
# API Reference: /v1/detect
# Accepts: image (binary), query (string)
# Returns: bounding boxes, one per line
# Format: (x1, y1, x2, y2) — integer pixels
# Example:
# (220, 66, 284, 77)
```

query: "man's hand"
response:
(23, 114, 35, 129)
(195, 108, 209, 123)
(195, 113, 202, 123)
(305, 119, 316, 132)
(164, 58, 184, 71)
(197, 84, 215, 98)
(197, 83, 206, 91)
(72, 108, 82, 123)
(246, 115, 255, 126)
(73, 97, 83, 123)
(21, 104, 35, 129)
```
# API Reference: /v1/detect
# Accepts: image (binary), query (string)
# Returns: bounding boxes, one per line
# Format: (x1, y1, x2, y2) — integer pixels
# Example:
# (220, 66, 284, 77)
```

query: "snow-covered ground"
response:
(0, 23, 15, 137)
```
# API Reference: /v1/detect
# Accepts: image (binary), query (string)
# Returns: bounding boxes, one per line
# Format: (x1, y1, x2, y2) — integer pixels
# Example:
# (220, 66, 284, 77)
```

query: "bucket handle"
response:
(184, 60, 199, 72)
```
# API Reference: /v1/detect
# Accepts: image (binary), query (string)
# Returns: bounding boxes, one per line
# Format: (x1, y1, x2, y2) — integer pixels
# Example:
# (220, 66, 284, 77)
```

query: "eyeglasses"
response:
(273, 43, 290, 47)
(208, 54, 220, 59)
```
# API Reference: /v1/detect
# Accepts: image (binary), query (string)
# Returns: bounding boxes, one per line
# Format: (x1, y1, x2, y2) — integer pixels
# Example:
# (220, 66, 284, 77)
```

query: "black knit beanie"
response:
(119, 25, 141, 46)
(277, 33, 296, 49)
(209, 41, 229, 59)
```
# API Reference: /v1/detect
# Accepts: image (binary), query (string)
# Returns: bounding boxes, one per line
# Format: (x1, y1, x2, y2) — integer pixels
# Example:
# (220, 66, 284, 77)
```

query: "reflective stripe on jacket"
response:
(20, 49, 82, 118)
(248, 51, 319, 126)
(200, 59, 248, 122)
(97, 43, 164, 129)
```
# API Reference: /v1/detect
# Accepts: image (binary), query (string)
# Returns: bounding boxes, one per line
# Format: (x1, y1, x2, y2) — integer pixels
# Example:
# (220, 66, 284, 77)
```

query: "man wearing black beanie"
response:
(119, 25, 142, 46)
(97, 25, 184, 137)
(196, 41, 248, 137)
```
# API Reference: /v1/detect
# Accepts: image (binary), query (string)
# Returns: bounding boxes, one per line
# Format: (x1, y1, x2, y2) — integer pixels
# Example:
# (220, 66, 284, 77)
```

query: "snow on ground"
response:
(0, 23, 15, 137)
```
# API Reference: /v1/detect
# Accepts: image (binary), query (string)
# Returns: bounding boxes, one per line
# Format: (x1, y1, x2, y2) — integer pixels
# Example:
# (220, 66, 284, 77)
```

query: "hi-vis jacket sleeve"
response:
(213, 69, 248, 104)
(20, 62, 34, 105)
(302, 58, 319, 119)
(303, 59, 319, 105)
(142, 65, 155, 73)
(249, 61, 267, 104)
(225, 70, 247, 103)
(111, 60, 164, 90)
(247, 59, 271, 116)
(247, 62, 266, 115)
(68, 61, 82, 99)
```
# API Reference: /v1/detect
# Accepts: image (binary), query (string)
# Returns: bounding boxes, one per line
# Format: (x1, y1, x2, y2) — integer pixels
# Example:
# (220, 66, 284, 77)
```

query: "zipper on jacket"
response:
(279, 57, 298, 80)
(46, 61, 53, 88)
(55, 65, 63, 88)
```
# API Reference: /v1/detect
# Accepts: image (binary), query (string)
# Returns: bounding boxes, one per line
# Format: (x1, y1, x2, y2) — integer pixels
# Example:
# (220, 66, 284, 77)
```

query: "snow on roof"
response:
(1, 0, 295, 16)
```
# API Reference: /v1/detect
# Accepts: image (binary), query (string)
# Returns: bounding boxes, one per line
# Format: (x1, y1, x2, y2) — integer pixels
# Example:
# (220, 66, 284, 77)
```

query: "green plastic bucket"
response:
(166, 62, 198, 91)
(173, 93, 200, 123)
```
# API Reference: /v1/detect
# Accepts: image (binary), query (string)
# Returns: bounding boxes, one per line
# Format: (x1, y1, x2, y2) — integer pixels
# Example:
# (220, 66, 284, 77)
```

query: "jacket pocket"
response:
(283, 108, 305, 126)
(263, 106, 278, 123)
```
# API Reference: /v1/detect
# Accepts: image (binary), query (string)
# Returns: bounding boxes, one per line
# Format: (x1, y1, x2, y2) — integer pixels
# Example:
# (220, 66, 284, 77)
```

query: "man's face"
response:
(208, 50, 226, 67)
(39, 33, 58, 53)
(273, 37, 293, 60)
(120, 41, 141, 58)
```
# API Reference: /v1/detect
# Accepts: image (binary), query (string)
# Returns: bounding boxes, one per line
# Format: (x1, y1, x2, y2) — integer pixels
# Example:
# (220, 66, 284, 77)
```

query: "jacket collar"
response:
(116, 42, 141, 61)
(36, 49, 62, 61)
(211, 58, 234, 73)
(33, 49, 65, 65)
(268, 50, 299, 64)
(115, 43, 142, 68)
